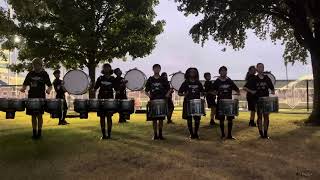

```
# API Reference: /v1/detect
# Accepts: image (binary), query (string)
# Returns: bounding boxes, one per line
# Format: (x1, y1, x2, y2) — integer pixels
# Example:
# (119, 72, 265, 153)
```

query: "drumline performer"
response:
(178, 68, 204, 140)
(244, 63, 275, 139)
(114, 68, 129, 123)
(244, 66, 258, 127)
(53, 70, 69, 125)
(94, 63, 116, 140)
(212, 66, 240, 140)
(20, 58, 52, 140)
(204, 72, 217, 126)
(161, 72, 175, 124)
(145, 64, 172, 140)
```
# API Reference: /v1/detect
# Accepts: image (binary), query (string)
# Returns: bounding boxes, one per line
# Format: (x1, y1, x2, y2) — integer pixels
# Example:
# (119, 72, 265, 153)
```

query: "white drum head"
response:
(170, 72, 185, 91)
(264, 72, 276, 86)
(124, 68, 146, 91)
(63, 70, 90, 95)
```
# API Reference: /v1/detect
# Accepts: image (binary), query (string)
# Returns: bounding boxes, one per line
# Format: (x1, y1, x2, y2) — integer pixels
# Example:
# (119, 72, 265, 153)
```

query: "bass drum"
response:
(63, 70, 90, 95)
(124, 68, 146, 91)
(264, 71, 276, 86)
(170, 71, 185, 91)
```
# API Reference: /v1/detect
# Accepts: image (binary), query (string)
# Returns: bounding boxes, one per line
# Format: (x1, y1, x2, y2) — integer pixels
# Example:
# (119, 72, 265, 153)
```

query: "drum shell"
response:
(46, 99, 63, 113)
(218, 99, 239, 116)
(119, 99, 135, 113)
(0, 98, 10, 111)
(100, 99, 119, 112)
(9, 99, 25, 112)
(26, 99, 45, 112)
(88, 99, 100, 112)
(187, 99, 206, 116)
(258, 97, 279, 113)
(74, 99, 88, 113)
(148, 99, 168, 118)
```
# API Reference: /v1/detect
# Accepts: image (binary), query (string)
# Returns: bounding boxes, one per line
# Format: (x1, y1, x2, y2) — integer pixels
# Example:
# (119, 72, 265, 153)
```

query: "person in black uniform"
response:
(245, 63, 275, 139)
(94, 63, 116, 140)
(53, 70, 69, 125)
(20, 58, 52, 140)
(114, 68, 129, 123)
(161, 72, 175, 124)
(204, 72, 217, 126)
(244, 66, 257, 127)
(178, 68, 204, 140)
(145, 64, 172, 140)
(212, 66, 240, 140)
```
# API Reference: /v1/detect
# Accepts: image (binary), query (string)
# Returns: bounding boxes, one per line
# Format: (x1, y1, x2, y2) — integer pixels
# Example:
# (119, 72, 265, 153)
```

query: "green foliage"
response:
(0, 0, 164, 72)
(175, 0, 320, 65)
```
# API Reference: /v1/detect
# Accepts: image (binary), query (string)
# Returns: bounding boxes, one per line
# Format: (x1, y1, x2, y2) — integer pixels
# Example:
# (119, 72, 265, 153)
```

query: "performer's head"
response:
(161, 72, 168, 81)
(152, 64, 161, 75)
(185, 67, 199, 81)
(32, 58, 43, 72)
(219, 66, 228, 78)
(101, 63, 113, 75)
(114, 68, 122, 77)
(204, 72, 211, 81)
(245, 66, 256, 80)
(256, 63, 264, 74)
(53, 70, 61, 79)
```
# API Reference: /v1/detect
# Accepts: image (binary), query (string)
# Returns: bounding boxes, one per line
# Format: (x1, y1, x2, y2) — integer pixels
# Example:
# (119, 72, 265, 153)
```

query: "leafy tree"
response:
(175, 0, 320, 124)
(0, 0, 164, 98)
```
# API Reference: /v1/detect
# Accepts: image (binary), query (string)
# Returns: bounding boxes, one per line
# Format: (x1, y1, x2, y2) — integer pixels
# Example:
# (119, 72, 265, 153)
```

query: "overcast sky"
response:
(1, 0, 313, 80)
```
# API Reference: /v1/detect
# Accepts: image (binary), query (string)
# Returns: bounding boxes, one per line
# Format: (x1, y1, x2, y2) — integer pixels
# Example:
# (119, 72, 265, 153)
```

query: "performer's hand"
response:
(271, 90, 275, 95)
(20, 87, 26, 93)
(46, 87, 52, 94)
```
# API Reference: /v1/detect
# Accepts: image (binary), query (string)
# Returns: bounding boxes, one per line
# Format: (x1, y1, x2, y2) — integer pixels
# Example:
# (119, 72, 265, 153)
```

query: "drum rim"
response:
(63, 69, 90, 95)
(170, 71, 185, 91)
(124, 68, 147, 91)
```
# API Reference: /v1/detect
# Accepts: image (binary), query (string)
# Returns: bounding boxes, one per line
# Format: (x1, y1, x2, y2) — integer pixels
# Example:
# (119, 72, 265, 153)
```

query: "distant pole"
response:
(306, 80, 309, 112)
(285, 63, 289, 88)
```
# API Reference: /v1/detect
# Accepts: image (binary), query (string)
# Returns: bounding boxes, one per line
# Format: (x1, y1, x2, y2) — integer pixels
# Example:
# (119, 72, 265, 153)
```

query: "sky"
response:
(1, 0, 313, 80)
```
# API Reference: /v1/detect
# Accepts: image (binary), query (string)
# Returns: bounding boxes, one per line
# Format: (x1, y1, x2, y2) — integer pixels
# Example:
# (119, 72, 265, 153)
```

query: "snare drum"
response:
(25, 98, 45, 115)
(148, 99, 168, 119)
(170, 71, 185, 91)
(74, 99, 88, 119)
(218, 99, 239, 116)
(124, 68, 146, 91)
(100, 99, 119, 112)
(119, 99, 135, 114)
(257, 96, 279, 113)
(63, 70, 90, 95)
(187, 99, 206, 117)
(46, 99, 64, 118)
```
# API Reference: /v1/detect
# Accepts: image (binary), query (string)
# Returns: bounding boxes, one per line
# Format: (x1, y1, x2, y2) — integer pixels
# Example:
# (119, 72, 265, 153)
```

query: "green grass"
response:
(0, 111, 320, 180)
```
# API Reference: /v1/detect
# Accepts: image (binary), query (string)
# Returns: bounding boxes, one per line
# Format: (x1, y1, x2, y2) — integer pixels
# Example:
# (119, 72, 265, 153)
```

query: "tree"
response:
(175, 0, 320, 124)
(0, 0, 164, 98)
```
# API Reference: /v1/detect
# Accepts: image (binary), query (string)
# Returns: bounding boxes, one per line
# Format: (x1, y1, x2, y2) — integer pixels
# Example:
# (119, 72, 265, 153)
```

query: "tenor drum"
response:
(187, 99, 206, 116)
(63, 70, 90, 95)
(88, 99, 100, 112)
(218, 99, 239, 116)
(258, 96, 279, 113)
(170, 71, 185, 91)
(26, 98, 45, 112)
(119, 99, 135, 114)
(124, 68, 146, 91)
(10, 99, 26, 112)
(100, 99, 119, 112)
(148, 99, 168, 118)
(74, 99, 88, 119)
(46, 99, 64, 118)
(0, 98, 10, 111)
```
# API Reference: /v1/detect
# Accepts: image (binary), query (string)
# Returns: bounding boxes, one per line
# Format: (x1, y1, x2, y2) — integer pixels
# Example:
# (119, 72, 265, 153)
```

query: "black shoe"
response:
(249, 121, 257, 127)
(159, 136, 165, 140)
(210, 120, 216, 126)
(167, 120, 174, 124)
(194, 134, 200, 140)
(63, 121, 70, 124)
(152, 135, 159, 140)
(100, 136, 107, 140)
(226, 136, 236, 140)
(221, 135, 226, 140)
(32, 135, 38, 140)
(58, 122, 63, 125)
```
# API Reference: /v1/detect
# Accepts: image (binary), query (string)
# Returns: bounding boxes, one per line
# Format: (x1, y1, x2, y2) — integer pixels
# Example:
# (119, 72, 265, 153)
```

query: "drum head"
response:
(170, 72, 185, 91)
(264, 72, 276, 86)
(124, 68, 146, 91)
(63, 70, 90, 95)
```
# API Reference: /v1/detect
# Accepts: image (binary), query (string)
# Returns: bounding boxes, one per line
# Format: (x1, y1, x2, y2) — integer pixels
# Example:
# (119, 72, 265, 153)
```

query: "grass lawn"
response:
(0, 111, 319, 180)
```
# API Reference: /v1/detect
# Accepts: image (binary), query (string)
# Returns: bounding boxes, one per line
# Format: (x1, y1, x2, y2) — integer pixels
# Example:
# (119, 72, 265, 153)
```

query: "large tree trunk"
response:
(306, 48, 320, 125)
(88, 63, 97, 99)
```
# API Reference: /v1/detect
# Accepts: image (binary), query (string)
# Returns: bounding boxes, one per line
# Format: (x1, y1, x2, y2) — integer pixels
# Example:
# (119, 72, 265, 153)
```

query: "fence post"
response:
(306, 80, 309, 112)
